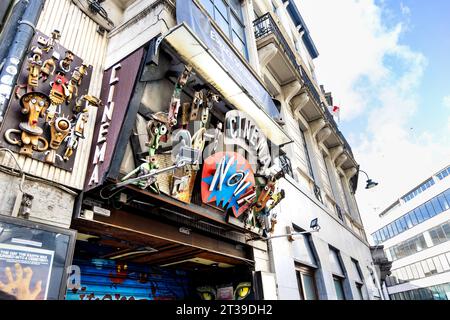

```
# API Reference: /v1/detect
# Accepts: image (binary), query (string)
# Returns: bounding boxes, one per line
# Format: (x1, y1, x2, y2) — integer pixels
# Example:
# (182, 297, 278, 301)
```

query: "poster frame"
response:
(0, 214, 77, 300)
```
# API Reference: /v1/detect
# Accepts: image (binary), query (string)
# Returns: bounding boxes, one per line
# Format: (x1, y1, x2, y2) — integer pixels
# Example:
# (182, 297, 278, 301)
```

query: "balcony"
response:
(254, 13, 356, 168)
(254, 12, 302, 86)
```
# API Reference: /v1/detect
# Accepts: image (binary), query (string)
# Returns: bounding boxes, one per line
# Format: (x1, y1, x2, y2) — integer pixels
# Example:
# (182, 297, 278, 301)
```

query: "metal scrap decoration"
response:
(0, 30, 97, 171)
(117, 62, 285, 235)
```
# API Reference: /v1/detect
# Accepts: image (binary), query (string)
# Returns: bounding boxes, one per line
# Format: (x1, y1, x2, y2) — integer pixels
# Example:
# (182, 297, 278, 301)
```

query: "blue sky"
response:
(298, 0, 450, 230)
(393, 0, 450, 134)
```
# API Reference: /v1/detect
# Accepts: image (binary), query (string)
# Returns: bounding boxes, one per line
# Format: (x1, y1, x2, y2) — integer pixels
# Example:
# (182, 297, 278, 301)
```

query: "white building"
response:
(370, 165, 450, 300)
(251, 0, 380, 300)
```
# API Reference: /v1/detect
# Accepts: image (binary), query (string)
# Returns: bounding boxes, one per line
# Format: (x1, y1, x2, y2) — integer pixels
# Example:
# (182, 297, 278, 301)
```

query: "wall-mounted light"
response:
(247, 218, 320, 242)
(359, 170, 379, 189)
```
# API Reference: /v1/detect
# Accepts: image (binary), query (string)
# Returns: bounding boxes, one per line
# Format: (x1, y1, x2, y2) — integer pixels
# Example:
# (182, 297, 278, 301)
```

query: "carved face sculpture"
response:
(60, 50, 75, 71)
(19, 92, 51, 134)
(72, 64, 88, 85)
(50, 71, 68, 105)
(147, 113, 168, 155)
(49, 116, 71, 150)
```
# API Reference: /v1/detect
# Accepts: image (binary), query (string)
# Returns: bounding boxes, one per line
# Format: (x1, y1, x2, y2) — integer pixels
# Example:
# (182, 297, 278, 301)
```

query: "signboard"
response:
(201, 152, 256, 218)
(0, 243, 54, 300)
(176, 0, 280, 119)
(84, 48, 144, 190)
(0, 215, 76, 300)
(0, 30, 93, 171)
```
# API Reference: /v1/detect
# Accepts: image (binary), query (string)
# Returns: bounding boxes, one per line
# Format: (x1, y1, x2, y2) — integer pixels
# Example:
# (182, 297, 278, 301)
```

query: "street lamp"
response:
(359, 170, 379, 189)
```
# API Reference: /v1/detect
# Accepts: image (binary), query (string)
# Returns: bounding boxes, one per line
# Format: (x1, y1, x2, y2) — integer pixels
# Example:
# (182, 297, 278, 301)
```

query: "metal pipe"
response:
(0, 0, 28, 67)
(0, 0, 15, 32)
(0, 0, 45, 123)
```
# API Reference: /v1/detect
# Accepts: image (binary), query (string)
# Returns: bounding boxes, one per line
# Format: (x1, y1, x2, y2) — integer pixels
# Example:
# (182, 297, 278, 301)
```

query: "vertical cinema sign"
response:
(87, 63, 121, 186)
(84, 49, 145, 190)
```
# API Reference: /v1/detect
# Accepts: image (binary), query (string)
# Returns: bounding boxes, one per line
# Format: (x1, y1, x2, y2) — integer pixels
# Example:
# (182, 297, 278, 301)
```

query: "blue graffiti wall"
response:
(66, 259, 191, 300)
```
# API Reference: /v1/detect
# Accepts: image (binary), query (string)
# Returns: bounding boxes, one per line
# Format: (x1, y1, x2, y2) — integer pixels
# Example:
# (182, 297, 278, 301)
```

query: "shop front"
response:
(70, 0, 291, 301)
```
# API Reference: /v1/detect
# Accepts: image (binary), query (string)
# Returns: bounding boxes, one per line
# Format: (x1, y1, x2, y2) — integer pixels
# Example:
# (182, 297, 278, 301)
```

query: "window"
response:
(296, 264, 318, 300)
(410, 211, 419, 226)
(431, 197, 444, 214)
(351, 259, 363, 281)
(420, 204, 431, 220)
(199, 0, 249, 59)
(405, 214, 413, 228)
(329, 247, 347, 299)
(439, 255, 450, 271)
(415, 207, 425, 223)
(429, 225, 447, 245)
(425, 201, 437, 217)
(437, 167, 450, 180)
(333, 276, 346, 300)
(386, 224, 393, 238)
(443, 222, 450, 239)
(437, 194, 449, 212)
(395, 220, 403, 234)
(350, 259, 364, 299)
(292, 227, 317, 267)
(300, 130, 315, 180)
(391, 222, 399, 236)
(329, 248, 345, 277)
(402, 178, 435, 203)
(356, 284, 364, 300)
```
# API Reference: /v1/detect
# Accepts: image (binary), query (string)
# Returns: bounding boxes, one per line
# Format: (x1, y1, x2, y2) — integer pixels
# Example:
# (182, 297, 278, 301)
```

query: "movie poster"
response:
(0, 243, 54, 300)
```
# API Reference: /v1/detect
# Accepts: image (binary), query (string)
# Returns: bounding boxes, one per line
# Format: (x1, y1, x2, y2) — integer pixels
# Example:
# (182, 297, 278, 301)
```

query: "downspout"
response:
(0, 0, 45, 123)
(0, 0, 15, 32)
(0, 0, 28, 67)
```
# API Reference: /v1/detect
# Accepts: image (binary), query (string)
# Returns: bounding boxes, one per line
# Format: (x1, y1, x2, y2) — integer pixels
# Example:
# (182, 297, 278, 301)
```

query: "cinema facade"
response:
(64, 0, 295, 300)
(0, 0, 380, 300)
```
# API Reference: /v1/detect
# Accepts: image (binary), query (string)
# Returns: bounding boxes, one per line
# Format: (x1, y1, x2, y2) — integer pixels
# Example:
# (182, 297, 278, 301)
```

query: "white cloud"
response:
(444, 95, 450, 109)
(296, 0, 450, 232)
(400, 2, 411, 16)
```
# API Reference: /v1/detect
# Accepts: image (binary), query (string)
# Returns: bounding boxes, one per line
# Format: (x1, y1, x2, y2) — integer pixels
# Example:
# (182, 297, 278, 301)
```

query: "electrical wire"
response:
(0, 148, 78, 196)
(99, 183, 125, 200)
(0, 148, 25, 192)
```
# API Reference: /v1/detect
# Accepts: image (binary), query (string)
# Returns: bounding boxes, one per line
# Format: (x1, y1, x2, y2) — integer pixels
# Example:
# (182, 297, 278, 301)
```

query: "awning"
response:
(161, 23, 292, 146)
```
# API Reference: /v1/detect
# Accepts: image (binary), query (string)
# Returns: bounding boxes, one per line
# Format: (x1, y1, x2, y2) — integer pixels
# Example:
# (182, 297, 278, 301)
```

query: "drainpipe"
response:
(0, 0, 14, 32)
(0, 0, 45, 124)
(0, 0, 28, 65)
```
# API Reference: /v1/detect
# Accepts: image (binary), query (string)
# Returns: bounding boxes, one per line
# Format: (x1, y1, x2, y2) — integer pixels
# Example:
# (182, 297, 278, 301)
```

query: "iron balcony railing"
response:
(254, 13, 300, 77)
(253, 13, 353, 157)
(254, 14, 324, 107)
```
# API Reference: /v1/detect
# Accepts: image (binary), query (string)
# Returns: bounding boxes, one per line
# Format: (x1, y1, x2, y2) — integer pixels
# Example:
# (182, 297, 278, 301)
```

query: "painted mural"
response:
(65, 259, 191, 301)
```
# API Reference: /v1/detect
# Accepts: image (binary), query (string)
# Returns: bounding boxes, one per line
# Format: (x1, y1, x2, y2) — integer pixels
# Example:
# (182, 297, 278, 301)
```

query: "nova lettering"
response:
(201, 152, 256, 217)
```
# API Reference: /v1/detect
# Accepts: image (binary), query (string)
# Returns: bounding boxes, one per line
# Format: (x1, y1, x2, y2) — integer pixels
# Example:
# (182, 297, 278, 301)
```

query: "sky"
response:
(295, 0, 450, 233)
